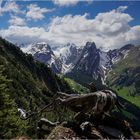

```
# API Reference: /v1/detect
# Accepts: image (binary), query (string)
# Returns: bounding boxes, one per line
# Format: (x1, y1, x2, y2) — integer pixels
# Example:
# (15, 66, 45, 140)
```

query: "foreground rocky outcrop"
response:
(45, 113, 139, 139)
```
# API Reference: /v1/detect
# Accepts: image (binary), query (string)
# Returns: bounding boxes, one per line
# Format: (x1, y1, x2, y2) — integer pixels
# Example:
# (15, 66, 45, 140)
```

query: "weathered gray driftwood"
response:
(56, 90, 122, 114)
(19, 90, 123, 122)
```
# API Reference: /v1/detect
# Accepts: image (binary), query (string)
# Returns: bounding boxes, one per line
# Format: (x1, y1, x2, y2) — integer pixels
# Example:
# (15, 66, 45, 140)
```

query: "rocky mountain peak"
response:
(32, 42, 54, 55)
(58, 43, 82, 74)
(107, 44, 134, 64)
(120, 44, 134, 52)
(73, 42, 100, 79)
(22, 42, 62, 73)
(22, 42, 54, 56)
(84, 42, 97, 51)
(66, 42, 76, 47)
(85, 41, 96, 47)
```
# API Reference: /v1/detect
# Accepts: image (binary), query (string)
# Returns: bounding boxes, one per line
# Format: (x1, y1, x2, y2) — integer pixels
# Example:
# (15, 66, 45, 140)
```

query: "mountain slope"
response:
(106, 45, 140, 108)
(0, 37, 76, 138)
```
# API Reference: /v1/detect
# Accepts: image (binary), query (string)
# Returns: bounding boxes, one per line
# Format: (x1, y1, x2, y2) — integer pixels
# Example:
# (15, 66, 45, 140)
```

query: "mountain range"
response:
(22, 41, 135, 85)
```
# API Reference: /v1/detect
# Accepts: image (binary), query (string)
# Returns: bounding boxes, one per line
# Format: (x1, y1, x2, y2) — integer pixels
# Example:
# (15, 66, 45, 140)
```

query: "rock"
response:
(79, 121, 104, 139)
(98, 113, 134, 139)
(90, 127, 104, 139)
(98, 125, 125, 139)
(80, 121, 92, 132)
(47, 126, 80, 139)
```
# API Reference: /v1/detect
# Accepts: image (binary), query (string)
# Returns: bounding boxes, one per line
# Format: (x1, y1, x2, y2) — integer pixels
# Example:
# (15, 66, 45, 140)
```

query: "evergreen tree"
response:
(0, 65, 28, 138)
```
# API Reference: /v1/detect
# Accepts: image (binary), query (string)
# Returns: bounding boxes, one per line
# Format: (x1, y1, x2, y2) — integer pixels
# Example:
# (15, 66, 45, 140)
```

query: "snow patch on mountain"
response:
(58, 43, 82, 73)
(123, 51, 129, 59)
(61, 63, 74, 74)
(22, 42, 53, 55)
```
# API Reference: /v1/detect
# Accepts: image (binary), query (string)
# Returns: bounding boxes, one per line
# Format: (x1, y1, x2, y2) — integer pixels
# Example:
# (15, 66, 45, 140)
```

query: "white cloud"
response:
(125, 26, 140, 44)
(116, 6, 128, 12)
(52, 0, 93, 6)
(1, 6, 140, 51)
(93, 7, 132, 35)
(0, 1, 24, 15)
(53, 0, 78, 6)
(0, 0, 3, 12)
(26, 4, 54, 20)
(8, 15, 26, 26)
(0, 26, 47, 44)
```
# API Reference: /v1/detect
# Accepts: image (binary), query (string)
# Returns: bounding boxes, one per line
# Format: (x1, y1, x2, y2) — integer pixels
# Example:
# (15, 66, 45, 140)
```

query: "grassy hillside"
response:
(113, 86, 140, 108)
(59, 75, 89, 94)
(0, 37, 75, 138)
(107, 46, 140, 81)
(65, 69, 106, 90)
(107, 46, 140, 108)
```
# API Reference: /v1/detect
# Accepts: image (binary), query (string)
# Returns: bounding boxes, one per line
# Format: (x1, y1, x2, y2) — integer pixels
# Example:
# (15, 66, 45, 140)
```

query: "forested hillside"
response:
(0, 37, 76, 138)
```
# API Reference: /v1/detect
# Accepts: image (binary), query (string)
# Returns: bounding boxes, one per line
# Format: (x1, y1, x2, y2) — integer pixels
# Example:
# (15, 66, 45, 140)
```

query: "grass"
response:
(113, 86, 140, 108)
(122, 110, 137, 120)
(59, 74, 89, 94)
(64, 77, 89, 94)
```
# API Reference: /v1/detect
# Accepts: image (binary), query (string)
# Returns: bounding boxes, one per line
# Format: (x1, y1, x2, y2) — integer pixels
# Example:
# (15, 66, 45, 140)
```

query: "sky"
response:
(0, 0, 140, 51)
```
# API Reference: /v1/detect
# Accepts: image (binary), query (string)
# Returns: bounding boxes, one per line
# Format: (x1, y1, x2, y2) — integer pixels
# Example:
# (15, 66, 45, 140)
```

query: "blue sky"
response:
(0, 0, 140, 51)
(1, 1, 140, 28)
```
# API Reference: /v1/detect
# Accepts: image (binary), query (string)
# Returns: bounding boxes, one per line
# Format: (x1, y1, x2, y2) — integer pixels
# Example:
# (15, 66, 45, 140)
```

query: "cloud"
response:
(93, 6, 132, 36)
(116, 5, 128, 12)
(0, 26, 47, 44)
(44, 6, 135, 50)
(0, 1, 24, 15)
(53, 0, 78, 6)
(1, 6, 140, 51)
(52, 0, 93, 6)
(0, 0, 3, 10)
(8, 15, 26, 26)
(26, 4, 54, 20)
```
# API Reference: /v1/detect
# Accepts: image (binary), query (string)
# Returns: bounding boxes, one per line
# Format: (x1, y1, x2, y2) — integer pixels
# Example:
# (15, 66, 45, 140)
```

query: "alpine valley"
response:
(22, 41, 140, 114)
